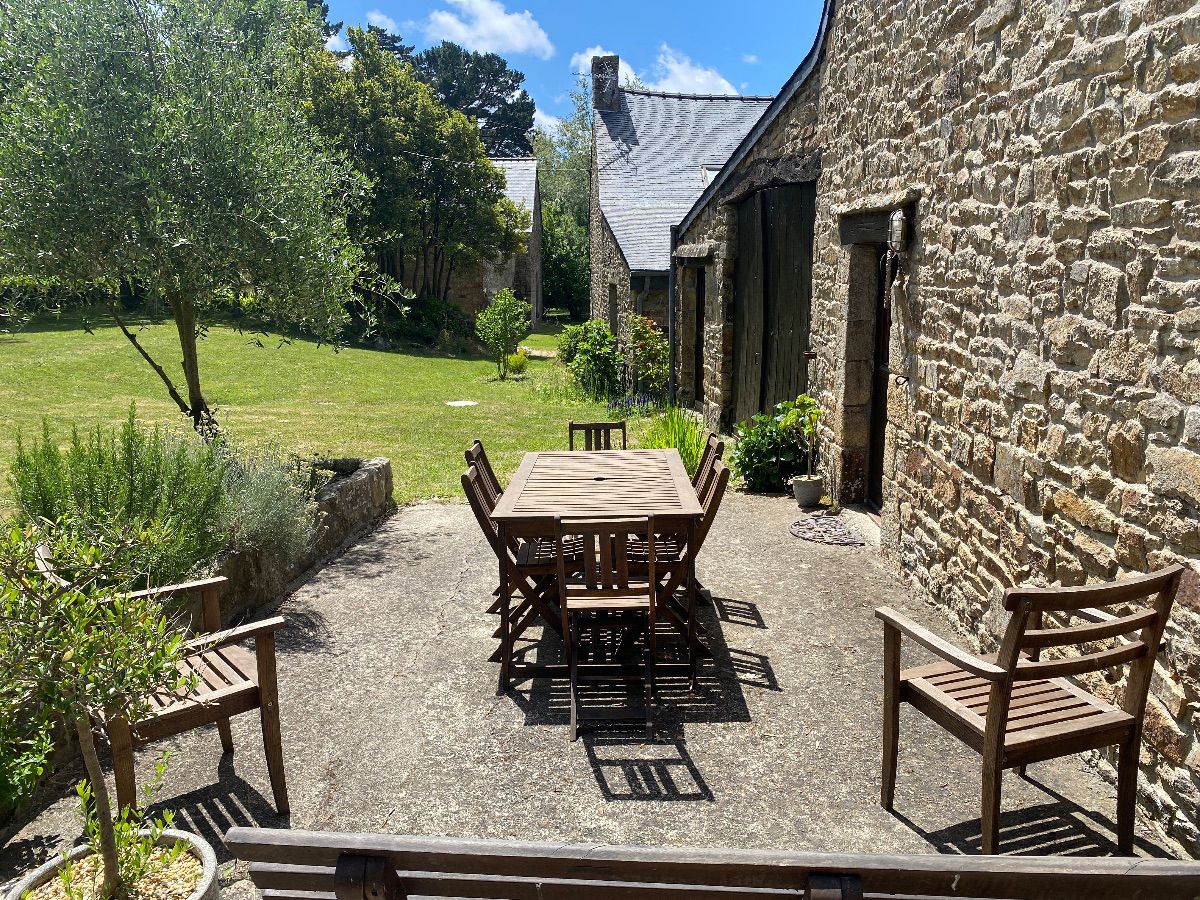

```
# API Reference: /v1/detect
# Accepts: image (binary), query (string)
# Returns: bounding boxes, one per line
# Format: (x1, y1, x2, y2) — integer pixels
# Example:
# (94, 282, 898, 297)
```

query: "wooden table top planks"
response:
(491, 450, 703, 523)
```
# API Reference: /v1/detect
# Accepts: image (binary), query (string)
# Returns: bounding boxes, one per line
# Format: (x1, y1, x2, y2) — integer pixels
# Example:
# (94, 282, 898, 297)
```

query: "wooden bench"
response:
(226, 828, 1200, 899)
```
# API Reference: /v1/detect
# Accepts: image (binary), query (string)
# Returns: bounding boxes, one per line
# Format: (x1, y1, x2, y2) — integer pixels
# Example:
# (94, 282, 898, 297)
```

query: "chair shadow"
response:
(505, 594, 766, 728)
(141, 756, 288, 863)
(583, 732, 714, 803)
(895, 775, 1172, 858)
(711, 595, 766, 630)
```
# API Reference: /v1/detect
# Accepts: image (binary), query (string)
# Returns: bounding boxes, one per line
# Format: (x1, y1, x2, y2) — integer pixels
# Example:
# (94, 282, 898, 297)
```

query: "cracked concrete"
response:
(1, 493, 1182, 893)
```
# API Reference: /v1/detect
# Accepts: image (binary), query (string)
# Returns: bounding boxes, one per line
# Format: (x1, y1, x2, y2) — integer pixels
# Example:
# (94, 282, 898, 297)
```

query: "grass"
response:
(519, 321, 566, 354)
(0, 309, 613, 511)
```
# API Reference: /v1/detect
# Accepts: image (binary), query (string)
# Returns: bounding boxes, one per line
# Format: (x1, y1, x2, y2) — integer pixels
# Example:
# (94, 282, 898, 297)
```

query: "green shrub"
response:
(476, 289, 532, 379)
(8, 408, 319, 581)
(564, 318, 622, 400)
(557, 321, 585, 364)
(731, 395, 822, 492)
(10, 408, 229, 583)
(402, 295, 474, 347)
(506, 350, 529, 377)
(0, 694, 52, 822)
(625, 315, 669, 401)
(222, 449, 317, 564)
(641, 407, 707, 476)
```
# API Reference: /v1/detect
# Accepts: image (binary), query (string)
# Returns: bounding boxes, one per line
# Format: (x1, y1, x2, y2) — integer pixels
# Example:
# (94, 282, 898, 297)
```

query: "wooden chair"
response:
(108, 577, 290, 814)
(228, 826, 1200, 900)
(569, 420, 627, 450)
(692, 432, 724, 489)
(557, 517, 657, 740)
(877, 564, 1184, 854)
(464, 440, 502, 506)
(463, 465, 567, 689)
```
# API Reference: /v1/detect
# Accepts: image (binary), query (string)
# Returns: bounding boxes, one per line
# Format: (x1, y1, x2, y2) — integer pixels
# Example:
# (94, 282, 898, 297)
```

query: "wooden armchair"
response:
(107, 577, 290, 814)
(568, 420, 627, 450)
(877, 565, 1183, 854)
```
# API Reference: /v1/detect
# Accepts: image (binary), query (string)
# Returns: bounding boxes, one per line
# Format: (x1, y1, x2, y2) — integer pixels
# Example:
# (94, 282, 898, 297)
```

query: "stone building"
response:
(588, 55, 771, 341)
(666, 0, 1200, 852)
(446, 156, 542, 320)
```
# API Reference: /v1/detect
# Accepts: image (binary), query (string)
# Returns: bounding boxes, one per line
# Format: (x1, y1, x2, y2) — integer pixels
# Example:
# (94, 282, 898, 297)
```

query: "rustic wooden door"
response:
(733, 182, 815, 425)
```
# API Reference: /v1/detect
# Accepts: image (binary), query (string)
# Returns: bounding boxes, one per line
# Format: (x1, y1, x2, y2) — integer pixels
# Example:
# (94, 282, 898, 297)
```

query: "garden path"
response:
(1, 494, 1181, 895)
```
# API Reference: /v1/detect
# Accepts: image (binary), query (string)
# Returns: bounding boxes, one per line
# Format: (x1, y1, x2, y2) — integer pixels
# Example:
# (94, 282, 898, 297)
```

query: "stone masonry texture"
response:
(674, 0, 1200, 853)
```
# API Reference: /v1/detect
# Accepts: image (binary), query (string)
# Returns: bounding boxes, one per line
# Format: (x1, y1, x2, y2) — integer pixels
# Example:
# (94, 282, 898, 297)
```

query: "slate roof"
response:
(594, 89, 773, 272)
(490, 157, 538, 225)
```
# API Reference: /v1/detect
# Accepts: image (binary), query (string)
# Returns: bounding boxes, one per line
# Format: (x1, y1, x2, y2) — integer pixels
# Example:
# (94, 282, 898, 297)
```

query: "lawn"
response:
(0, 310, 613, 511)
(519, 321, 565, 354)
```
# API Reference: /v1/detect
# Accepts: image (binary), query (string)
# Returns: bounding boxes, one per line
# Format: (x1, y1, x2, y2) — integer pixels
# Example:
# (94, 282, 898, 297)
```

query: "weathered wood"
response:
(879, 565, 1183, 854)
(836, 211, 891, 246)
(569, 421, 627, 451)
(228, 828, 1200, 899)
(105, 576, 288, 813)
(733, 192, 765, 425)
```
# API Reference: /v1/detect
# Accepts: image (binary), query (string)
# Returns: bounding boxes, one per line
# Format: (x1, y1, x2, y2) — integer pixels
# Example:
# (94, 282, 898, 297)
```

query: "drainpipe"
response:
(667, 225, 679, 405)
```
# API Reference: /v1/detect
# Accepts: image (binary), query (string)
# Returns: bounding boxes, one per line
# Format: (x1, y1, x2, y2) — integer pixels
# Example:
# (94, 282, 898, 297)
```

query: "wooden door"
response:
(733, 182, 815, 425)
(733, 192, 765, 425)
(763, 182, 815, 410)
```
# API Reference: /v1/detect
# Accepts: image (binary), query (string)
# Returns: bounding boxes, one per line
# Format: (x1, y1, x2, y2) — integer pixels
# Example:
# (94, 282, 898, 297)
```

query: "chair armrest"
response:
(185, 616, 285, 652)
(129, 576, 229, 601)
(875, 606, 1007, 681)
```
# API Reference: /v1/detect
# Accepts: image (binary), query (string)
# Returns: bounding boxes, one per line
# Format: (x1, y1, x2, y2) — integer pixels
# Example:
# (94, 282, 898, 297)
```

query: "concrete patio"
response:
(1, 493, 1182, 894)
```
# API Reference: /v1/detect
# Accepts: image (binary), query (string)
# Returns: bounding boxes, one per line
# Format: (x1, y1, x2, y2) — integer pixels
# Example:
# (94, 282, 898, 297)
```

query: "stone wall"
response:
(675, 0, 1200, 852)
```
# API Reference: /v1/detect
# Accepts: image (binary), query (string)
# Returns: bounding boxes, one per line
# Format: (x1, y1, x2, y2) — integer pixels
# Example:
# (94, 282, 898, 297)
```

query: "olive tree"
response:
(0, 522, 190, 898)
(0, 0, 364, 430)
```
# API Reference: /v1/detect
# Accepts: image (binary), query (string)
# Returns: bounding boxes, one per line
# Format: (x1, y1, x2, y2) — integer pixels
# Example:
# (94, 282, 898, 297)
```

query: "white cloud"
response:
(421, 0, 554, 59)
(366, 9, 397, 32)
(742, 53, 759, 64)
(646, 44, 738, 94)
(533, 108, 562, 131)
(325, 32, 349, 53)
(569, 45, 638, 85)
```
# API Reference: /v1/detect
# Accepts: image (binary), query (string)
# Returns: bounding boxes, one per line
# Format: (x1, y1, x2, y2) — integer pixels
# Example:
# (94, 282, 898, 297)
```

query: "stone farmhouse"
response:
(589, 0, 1200, 852)
(589, 57, 771, 341)
(447, 156, 542, 320)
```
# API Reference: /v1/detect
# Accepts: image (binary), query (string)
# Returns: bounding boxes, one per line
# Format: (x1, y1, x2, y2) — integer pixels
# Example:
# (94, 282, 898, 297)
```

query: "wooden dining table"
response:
(490, 449, 705, 690)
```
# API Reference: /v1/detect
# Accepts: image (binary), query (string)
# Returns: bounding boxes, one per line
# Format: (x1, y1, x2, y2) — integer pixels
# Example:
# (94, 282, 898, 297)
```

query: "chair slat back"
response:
(997, 565, 1183, 715)
(692, 433, 724, 488)
(464, 441, 502, 506)
(462, 465, 502, 557)
(696, 460, 730, 551)
(557, 517, 653, 595)
(569, 421, 627, 451)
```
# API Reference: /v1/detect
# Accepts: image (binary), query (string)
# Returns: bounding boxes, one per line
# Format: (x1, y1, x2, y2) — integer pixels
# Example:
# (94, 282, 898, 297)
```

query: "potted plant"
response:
(730, 394, 823, 497)
(0, 521, 219, 900)
(784, 395, 824, 507)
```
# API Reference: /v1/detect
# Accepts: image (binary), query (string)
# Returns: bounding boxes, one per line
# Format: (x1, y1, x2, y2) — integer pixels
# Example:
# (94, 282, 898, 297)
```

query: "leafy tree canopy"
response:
(533, 76, 591, 316)
(0, 0, 364, 428)
(414, 41, 536, 156)
(306, 29, 528, 301)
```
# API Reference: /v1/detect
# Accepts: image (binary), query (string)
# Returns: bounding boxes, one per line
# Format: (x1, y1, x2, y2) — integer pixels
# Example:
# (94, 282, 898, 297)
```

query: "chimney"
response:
(591, 55, 620, 112)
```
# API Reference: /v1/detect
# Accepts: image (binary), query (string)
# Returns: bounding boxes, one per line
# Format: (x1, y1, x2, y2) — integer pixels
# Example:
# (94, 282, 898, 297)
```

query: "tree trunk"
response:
(74, 717, 121, 899)
(167, 292, 214, 432)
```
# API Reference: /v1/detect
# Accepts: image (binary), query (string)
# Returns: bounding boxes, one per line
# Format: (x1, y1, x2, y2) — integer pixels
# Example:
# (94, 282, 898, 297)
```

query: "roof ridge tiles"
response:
(619, 88, 775, 102)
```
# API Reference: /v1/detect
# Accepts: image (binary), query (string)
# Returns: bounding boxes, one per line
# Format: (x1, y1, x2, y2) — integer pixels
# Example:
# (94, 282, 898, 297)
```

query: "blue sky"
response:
(323, 0, 825, 129)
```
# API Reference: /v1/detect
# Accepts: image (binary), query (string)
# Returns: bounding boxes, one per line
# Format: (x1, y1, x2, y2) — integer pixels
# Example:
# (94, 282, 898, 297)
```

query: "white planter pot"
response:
(5, 829, 218, 900)
(790, 475, 824, 508)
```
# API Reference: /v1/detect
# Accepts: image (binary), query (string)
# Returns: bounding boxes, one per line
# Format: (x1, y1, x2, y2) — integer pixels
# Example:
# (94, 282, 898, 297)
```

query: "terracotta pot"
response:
(790, 475, 824, 508)
(5, 829, 218, 900)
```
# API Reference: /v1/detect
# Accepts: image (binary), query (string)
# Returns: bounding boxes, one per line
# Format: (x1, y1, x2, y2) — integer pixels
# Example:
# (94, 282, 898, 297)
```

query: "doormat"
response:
(790, 516, 865, 547)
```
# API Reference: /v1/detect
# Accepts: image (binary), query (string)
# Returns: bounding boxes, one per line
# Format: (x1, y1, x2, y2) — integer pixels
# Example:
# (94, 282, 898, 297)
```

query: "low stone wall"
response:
(215, 457, 394, 623)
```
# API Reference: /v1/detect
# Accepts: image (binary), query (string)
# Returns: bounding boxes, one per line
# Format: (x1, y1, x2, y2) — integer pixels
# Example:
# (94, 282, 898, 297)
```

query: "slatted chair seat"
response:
(137, 644, 261, 738)
(901, 658, 1132, 766)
